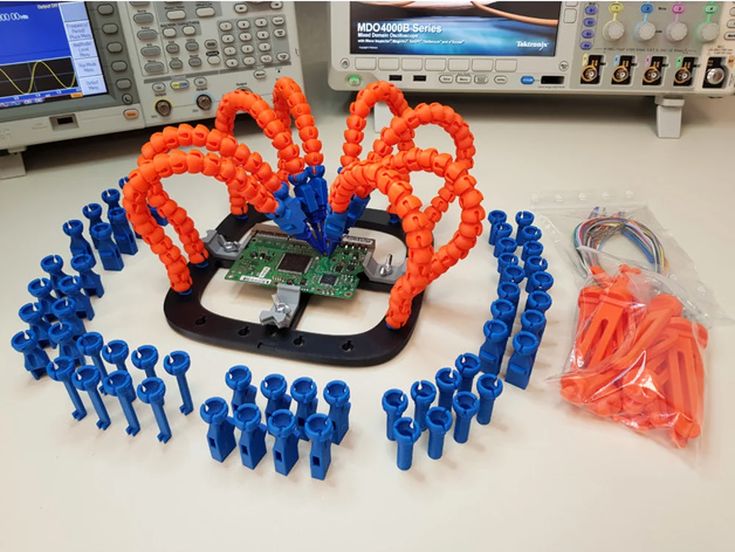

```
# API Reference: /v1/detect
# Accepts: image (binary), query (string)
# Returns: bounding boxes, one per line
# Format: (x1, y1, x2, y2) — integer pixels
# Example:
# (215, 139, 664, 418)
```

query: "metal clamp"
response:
(259, 284, 302, 329)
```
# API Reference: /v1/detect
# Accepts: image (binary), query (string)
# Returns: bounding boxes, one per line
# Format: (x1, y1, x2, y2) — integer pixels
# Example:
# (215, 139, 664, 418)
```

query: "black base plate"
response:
(163, 208, 423, 366)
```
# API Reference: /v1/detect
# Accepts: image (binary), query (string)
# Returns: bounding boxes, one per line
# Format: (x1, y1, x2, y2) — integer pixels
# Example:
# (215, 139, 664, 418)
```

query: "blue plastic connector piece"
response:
(40, 254, 70, 293)
(225, 365, 257, 412)
(102, 339, 129, 372)
(199, 397, 235, 460)
(476, 373, 503, 425)
(77, 332, 109, 389)
(410, 380, 437, 432)
(493, 222, 512, 246)
(103, 370, 140, 436)
(48, 323, 83, 366)
(324, 210, 348, 244)
(232, 403, 267, 469)
(260, 373, 292, 420)
(267, 409, 300, 476)
(138, 377, 172, 443)
(11, 330, 49, 380)
(521, 240, 543, 262)
(518, 224, 542, 246)
(506, 331, 540, 390)
(487, 210, 507, 245)
(452, 391, 480, 444)
(58, 275, 94, 320)
(382, 388, 408, 441)
(304, 413, 334, 480)
(524, 256, 549, 278)
(290, 376, 318, 440)
(521, 309, 547, 340)
(101, 188, 121, 213)
(515, 211, 535, 234)
(73, 365, 111, 430)
(344, 194, 370, 231)
(324, 380, 351, 445)
(497, 253, 519, 274)
(500, 264, 525, 285)
(109, 207, 138, 255)
(526, 290, 552, 315)
(131, 344, 158, 378)
(27, 277, 56, 318)
(497, 281, 521, 309)
(90, 222, 124, 271)
(51, 297, 85, 338)
(63, 219, 93, 258)
(268, 196, 308, 238)
(494, 236, 517, 258)
(82, 203, 103, 246)
(71, 254, 104, 297)
(163, 350, 193, 415)
(455, 353, 481, 392)
(479, 319, 510, 375)
(47, 356, 87, 420)
(18, 302, 51, 348)
(526, 270, 554, 293)
(393, 417, 421, 471)
(491, 298, 517, 330)
(425, 407, 452, 460)
(434, 367, 459, 410)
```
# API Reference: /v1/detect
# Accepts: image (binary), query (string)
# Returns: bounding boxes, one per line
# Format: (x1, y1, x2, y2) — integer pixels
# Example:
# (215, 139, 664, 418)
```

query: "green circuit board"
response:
(225, 226, 374, 299)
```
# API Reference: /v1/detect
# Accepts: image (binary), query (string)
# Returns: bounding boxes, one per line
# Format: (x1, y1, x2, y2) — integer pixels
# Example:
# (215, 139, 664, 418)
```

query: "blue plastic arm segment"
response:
(199, 397, 235, 460)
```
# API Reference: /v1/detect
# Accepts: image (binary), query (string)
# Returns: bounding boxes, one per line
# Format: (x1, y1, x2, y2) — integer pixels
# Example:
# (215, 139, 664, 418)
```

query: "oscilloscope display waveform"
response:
(0, 57, 77, 97)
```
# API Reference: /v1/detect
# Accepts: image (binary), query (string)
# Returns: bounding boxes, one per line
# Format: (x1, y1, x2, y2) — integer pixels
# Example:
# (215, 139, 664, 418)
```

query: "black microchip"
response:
(320, 274, 338, 286)
(278, 253, 311, 274)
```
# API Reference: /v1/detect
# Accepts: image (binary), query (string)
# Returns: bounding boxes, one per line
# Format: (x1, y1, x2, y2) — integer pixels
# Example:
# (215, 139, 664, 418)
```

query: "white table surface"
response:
(2, 4, 735, 551)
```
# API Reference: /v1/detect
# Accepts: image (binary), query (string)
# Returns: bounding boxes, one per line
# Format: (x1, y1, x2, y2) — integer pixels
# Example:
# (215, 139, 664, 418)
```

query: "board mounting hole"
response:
(238, 326, 250, 336)
(194, 316, 207, 326)
(293, 336, 305, 347)
(342, 340, 354, 352)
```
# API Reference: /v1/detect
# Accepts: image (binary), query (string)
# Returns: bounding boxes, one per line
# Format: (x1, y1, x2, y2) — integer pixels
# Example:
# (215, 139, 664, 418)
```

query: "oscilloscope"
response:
(0, 1, 302, 178)
(329, 1, 735, 137)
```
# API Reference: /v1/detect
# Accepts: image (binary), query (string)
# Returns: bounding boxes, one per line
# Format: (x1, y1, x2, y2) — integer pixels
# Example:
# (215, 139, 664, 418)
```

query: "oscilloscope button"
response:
(255, 18, 268, 28)
(425, 58, 446, 71)
(254, 70, 267, 80)
(270, 2, 283, 9)
(196, 7, 216, 18)
(152, 82, 166, 94)
(144, 61, 165, 74)
(122, 94, 133, 105)
(166, 43, 180, 54)
(272, 16, 285, 26)
(107, 42, 123, 54)
(225, 58, 239, 68)
(207, 56, 221, 65)
(141, 46, 161, 57)
(169, 59, 183, 70)
(133, 12, 154, 25)
(137, 29, 158, 41)
(182, 25, 197, 36)
(111, 61, 128, 72)
(471, 59, 493, 72)
(219, 21, 233, 31)
(243, 56, 256, 66)
(115, 79, 132, 90)
(234, 4, 248, 14)
(260, 54, 273, 64)
(162, 27, 177, 38)
(123, 109, 139, 120)
(241, 44, 254, 54)
(224, 46, 237, 56)
(188, 57, 202, 68)
(276, 52, 289, 62)
(102, 24, 119, 34)
(495, 59, 517, 72)
(448, 59, 470, 71)
(274, 28, 286, 38)
(204, 39, 218, 50)
(167, 10, 186, 21)
(185, 41, 199, 52)
(97, 4, 114, 16)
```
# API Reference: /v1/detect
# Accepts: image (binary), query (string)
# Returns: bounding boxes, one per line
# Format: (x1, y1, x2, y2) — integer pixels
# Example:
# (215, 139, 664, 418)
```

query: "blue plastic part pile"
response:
(200, 368, 351, 481)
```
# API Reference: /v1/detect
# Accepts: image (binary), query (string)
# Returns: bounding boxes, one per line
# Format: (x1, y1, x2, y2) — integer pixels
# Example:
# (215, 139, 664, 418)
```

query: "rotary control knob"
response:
(602, 20, 626, 41)
(635, 21, 657, 41)
(665, 21, 688, 42)
(697, 22, 719, 42)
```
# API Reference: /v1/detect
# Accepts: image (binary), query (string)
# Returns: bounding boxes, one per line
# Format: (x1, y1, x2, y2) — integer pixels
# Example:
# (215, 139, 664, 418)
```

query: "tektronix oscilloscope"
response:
(329, 1, 735, 137)
(0, 1, 302, 177)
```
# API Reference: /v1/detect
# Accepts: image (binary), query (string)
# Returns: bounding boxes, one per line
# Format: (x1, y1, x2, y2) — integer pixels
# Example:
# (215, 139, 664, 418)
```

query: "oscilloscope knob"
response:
(635, 21, 657, 41)
(665, 21, 688, 42)
(697, 22, 719, 42)
(602, 20, 626, 41)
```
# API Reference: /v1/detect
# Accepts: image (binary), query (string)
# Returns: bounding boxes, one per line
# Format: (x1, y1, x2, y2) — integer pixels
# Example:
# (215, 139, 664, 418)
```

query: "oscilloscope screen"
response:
(0, 2, 108, 109)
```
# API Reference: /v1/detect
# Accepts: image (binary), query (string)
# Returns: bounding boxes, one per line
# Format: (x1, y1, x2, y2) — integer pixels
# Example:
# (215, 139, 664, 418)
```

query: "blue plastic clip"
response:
(232, 403, 267, 469)
(71, 254, 104, 297)
(47, 356, 87, 420)
(63, 219, 93, 258)
(506, 331, 540, 390)
(40, 254, 70, 293)
(82, 203, 104, 246)
(163, 350, 193, 415)
(101, 188, 121, 213)
(455, 353, 481, 393)
(344, 194, 370, 232)
(497, 253, 519, 274)
(381, 388, 408, 441)
(131, 344, 158, 378)
(18, 302, 51, 348)
(393, 417, 421, 471)
(494, 236, 517, 258)
(324, 210, 348, 246)
(109, 207, 139, 255)
(524, 256, 549, 278)
(526, 290, 552, 315)
(290, 376, 318, 440)
(200, 397, 235, 460)
(521, 240, 543, 262)
(11, 330, 49, 380)
(497, 281, 521, 309)
(90, 222, 124, 271)
(27, 277, 56, 318)
(515, 211, 535, 235)
(324, 380, 351, 445)
(476, 373, 503, 425)
(138, 377, 172, 443)
(225, 365, 257, 411)
(425, 407, 453, 460)
(487, 210, 507, 245)
(73, 365, 111, 430)
(479, 318, 510, 375)
(51, 297, 85, 339)
(267, 197, 308, 239)
(58, 275, 94, 320)
(452, 391, 480, 444)
(434, 367, 459, 410)
(491, 298, 517, 330)
(267, 409, 300, 476)
(48, 323, 83, 366)
(410, 380, 436, 432)
(527, 271, 554, 293)
(518, 224, 542, 246)
(102, 339, 129, 372)
(260, 373, 292, 420)
(77, 332, 110, 390)
(521, 309, 547, 340)
(493, 222, 512, 247)
(103, 370, 140, 436)
(500, 264, 525, 285)
(305, 413, 334, 480)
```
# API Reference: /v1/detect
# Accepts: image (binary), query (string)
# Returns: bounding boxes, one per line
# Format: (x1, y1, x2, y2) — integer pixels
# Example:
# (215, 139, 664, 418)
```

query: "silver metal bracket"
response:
(654, 95, 685, 139)
(202, 230, 244, 261)
(259, 284, 302, 329)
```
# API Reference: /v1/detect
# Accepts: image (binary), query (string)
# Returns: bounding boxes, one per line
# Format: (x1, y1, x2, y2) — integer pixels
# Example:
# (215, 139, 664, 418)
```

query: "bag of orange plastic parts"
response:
(559, 264, 707, 449)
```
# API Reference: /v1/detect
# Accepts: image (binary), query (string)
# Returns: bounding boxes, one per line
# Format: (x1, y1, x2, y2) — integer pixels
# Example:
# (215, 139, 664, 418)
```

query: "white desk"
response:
(2, 4, 734, 551)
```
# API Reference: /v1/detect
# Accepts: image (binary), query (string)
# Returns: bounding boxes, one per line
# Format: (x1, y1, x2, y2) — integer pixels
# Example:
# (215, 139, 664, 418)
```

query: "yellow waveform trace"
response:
(0, 60, 77, 95)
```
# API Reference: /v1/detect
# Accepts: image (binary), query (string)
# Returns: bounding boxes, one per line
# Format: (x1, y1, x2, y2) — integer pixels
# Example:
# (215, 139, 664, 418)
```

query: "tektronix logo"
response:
(517, 40, 549, 51)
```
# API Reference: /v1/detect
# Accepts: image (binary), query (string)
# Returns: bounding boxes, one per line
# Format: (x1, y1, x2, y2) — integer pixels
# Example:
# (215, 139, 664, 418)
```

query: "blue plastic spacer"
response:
(47, 356, 87, 420)
(479, 318, 510, 375)
(521, 309, 547, 340)
(506, 331, 540, 390)
(425, 407, 453, 460)
(526, 290, 552, 314)
(476, 373, 503, 425)
(40, 254, 70, 293)
(381, 388, 408, 441)
(487, 210, 507, 245)
(410, 380, 436, 432)
(324, 380, 351, 445)
(518, 224, 542, 246)
(527, 271, 554, 293)
(232, 403, 268, 470)
(131, 344, 159, 378)
(77, 331, 109, 390)
(500, 264, 525, 285)
(63, 219, 93, 258)
(71, 254, 104, 297)
(102, 339, 129, 372)
(521, 240, 544, 262)
(18, 302, 51, 348)
(27, 277, 56, 318)
(103, 370, 140, 436)
(452, 391, 480, 444)
(490, 298, 517, 332)
(267, 409, 300, 476)
(199, 397, 235, 460)
(48, 323, 84, 366)
(304, 413, 334, 480)
(497, 253, 519, 274)
(225, 365, 257, 412)
(524, 256, 549, 278)
(11, 330, 49, 380)
(515, 211, 535, 234)
(109, 207, 139, 256)
(493, 222, 512, 246)
(497, 281, 521, 310)
(51, 297, 85, 339)
(261, 373, 292, 420)
(494, 236, 517, 258)
(138, 377, 172, 443)
(324, 210, 349, 244)
(291, 376, 318, 440)
(82, 203, 104, 246)
(58, 275, 94, 320)
(393, 417, 420, 471)
(101, 188, 121, 212)
(455, 353, 481, 393)
(73, 365, 111, 430)
(435, 367, 459, 410)
(90, 222, 124, 271)
(163, 350, 193, 415)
